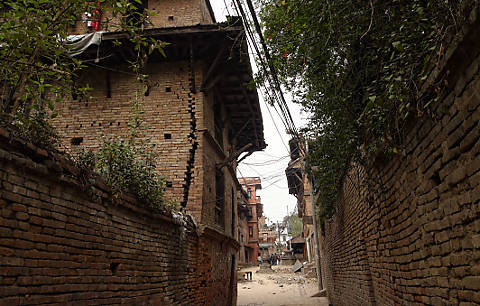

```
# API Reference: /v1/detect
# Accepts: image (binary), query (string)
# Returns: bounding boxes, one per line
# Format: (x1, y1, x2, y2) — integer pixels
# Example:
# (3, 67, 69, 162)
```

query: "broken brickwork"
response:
(321, 11, 480, 305)
(0, 3, 265, 306)
(53, 62, 198, 207)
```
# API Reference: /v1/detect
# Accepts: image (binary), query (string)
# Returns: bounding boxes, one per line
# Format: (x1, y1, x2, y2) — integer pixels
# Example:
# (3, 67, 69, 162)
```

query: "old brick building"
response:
(238, 177, 263, 264)
(237, 189, 251, 265)
(48, 0, 265, 304)
(258, 216, 277, 259)
(285, 139, 316, 262)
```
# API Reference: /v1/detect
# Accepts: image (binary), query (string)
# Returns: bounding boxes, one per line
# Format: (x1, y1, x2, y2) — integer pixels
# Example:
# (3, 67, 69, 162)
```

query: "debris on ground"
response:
(293, 259, 303, 273)
(237, 265, 329, 306)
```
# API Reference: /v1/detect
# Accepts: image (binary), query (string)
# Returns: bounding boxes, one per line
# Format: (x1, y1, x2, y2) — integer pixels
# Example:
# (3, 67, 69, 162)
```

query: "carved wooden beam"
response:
(216, 143, 253, 169)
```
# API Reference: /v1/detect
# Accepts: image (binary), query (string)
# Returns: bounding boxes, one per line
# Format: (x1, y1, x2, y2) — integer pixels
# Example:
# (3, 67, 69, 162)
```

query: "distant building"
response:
(271, 222, 292, 253)
(258, 216, 276, 258)
(285, 138, 316, 262)
(289, 235, 306, 260)
(279, 225, 292, 249)
(237, 189, 252, 264)
(238, 177, 263, 264)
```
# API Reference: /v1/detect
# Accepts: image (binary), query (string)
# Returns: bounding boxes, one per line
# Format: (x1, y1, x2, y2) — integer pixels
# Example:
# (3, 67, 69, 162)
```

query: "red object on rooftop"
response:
(91, 1, 102, 31)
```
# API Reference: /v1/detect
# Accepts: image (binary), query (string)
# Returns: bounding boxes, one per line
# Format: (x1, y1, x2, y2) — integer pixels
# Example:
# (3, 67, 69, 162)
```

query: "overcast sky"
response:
(210, 1, 309, 223)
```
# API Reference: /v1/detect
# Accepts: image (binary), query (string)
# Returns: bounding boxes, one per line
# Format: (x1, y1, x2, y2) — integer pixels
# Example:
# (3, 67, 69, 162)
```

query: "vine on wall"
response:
(259, 0, 474, 218)
(0, 0, 173, 211)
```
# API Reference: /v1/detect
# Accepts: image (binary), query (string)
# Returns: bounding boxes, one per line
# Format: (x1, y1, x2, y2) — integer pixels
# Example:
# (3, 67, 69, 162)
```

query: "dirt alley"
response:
(237, 265, 330, 306)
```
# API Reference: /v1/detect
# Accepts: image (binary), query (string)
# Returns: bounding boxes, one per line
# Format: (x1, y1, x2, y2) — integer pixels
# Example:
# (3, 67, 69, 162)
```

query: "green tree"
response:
(0, 0, 173, 211)
(259, 0, 471, 218)
(0, 0, 162, 142)
(284, 212, 302, 238)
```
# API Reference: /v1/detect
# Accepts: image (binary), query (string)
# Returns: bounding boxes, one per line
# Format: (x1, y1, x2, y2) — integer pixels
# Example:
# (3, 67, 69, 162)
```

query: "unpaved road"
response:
(237, 265, 329, 306)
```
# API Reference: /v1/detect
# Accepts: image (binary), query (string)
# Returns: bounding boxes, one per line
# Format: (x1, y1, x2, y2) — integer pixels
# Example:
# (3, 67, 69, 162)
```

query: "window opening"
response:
(70, 137, 83, 146)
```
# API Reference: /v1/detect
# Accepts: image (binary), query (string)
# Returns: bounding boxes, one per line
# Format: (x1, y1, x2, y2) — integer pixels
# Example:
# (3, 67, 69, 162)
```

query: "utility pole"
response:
(307, 143, 323, 291)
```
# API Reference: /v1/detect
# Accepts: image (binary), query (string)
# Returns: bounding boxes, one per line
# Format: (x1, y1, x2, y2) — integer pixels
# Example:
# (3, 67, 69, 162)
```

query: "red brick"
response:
(15, 212, 29, 221)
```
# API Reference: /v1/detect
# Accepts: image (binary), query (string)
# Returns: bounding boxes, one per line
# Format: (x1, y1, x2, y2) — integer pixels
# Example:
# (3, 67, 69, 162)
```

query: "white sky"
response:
(210, 1, 309, 223)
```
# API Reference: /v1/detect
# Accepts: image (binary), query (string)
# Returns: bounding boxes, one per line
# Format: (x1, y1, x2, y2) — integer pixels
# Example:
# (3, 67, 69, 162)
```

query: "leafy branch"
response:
(259, 0, 472, 218)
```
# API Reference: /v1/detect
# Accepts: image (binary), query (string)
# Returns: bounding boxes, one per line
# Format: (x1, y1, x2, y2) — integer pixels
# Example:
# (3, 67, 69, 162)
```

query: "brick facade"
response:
(0, 1, 265, 305)
(237, 191, 251, 264)
(71, 0, 215, 35)
(0, 129, 238, 305)
(238, 177, 263, 264)
(53, 61, 197, 206)
(286, 146, 315, 262)
(320, 11, 480, 305)
(258, 217, 276, 259)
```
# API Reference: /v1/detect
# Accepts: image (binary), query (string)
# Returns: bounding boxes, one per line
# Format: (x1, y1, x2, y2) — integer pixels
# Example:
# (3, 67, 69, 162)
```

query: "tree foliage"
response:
(259, 0, 472, 218)
(0, 0, 163, 145)
(0, 0, 173, 211)
(283, 211, 302, 238)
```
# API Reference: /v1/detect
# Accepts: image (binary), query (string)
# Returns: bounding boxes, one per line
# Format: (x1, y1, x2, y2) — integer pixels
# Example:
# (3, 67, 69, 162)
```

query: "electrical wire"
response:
(230, 0, 291, 156)
(243, 155, 288, 166)
(231, 0, 303, 153)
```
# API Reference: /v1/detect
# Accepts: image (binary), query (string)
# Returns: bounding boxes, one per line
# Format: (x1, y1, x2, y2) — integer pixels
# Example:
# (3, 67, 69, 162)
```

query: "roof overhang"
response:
(285, 163, 303, 196)
(77, 18, 266, 151)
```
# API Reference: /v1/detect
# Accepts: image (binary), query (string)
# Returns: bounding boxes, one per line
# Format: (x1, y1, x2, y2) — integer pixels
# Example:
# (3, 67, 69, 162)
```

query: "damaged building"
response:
(49, 0, 265, 304)
(285, 138, 316, 262)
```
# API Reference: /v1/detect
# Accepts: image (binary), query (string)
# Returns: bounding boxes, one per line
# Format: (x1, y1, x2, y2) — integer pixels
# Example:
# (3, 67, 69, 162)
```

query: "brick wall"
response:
(237, 209, 249, 264)
(148, 0, 214, 28)
(320, 12, 480, 306)
(0, 129, 237, 305)
(52, 62, 196, 207)
(70, 0, 214, 35)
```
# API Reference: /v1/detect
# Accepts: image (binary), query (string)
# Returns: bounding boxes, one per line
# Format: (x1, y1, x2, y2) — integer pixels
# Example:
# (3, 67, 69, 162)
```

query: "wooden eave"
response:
(80, 20, 265, 151)
(285, 162, 303, 196)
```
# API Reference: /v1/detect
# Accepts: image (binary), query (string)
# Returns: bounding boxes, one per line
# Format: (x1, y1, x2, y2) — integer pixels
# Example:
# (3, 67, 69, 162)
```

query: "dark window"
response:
(247, 187, 252, 199)
(70, 137, 83, 146)
(215, 169, 225, 227)
(248, 226, 253, 238)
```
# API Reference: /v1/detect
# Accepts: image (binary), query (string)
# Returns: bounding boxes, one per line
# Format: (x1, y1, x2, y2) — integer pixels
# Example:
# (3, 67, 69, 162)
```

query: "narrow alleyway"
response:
(237, 265, 329, 306)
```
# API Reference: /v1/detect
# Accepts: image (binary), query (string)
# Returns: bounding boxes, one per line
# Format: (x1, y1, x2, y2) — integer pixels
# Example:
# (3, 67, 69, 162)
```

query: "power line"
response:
(243, 0, 299, 137)
(231, 0, 302, 155)
(230, 0, 292, 155)
(257, 86, 290, 152)
(243, 154, 288, 166)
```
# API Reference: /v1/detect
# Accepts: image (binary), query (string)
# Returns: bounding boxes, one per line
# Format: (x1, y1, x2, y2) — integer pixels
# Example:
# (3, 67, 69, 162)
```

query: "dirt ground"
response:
(237, 265, 330, 306)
